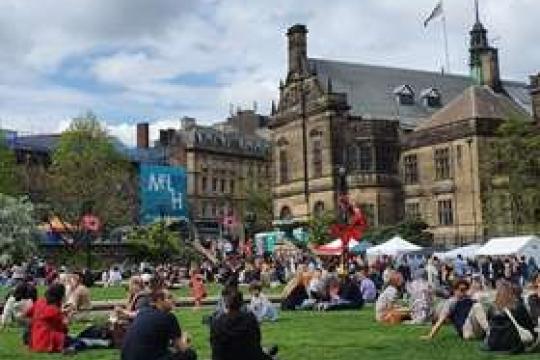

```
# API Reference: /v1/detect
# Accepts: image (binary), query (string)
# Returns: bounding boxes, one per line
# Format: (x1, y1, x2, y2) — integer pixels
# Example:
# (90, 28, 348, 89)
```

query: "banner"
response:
(139, 165, 188, 224)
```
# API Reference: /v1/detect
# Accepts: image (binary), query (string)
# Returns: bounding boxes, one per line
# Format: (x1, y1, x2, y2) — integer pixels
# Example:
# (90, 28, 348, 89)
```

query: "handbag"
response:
(503, 308, 535, 345)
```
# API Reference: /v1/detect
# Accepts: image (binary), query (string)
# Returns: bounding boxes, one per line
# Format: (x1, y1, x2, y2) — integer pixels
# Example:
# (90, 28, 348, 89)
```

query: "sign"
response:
(140, 165, 188, 224)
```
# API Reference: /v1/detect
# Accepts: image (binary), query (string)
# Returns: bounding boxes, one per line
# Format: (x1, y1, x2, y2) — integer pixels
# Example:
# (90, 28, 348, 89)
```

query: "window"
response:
(376, 144, 395, 173)
(312, 139, 322, 178)
(313, 201, 325, 217)
(359, 145, 373, 172)
(420, 88, 441, 107)
(211, 203, 217, 217)
(438, 199, 453, 225)
(220, 179, 226, 193)
(394, 85, 415, 105)
(279, 206, 292, 220)
(201, 177, 207, 192)
(456, 145, 463, 168)
(403, 154, 418, 184)
(434, 148, 450, 180)
(212, 178, 218, 192)
(279, 150, 289, 184)
(405, 202, 420, 220)
(230, 179, 235, 194)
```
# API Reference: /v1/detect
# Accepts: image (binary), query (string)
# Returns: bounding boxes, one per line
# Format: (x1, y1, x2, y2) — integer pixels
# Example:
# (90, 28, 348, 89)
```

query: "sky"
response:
(0, 0, 538, 146)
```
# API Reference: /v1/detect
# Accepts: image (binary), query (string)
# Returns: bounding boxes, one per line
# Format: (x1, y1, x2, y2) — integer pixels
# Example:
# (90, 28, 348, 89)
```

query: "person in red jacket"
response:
(26, 283, 69, 353)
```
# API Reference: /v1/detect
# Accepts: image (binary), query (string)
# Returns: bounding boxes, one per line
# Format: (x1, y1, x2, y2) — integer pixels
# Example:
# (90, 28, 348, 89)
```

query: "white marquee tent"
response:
(366, 236, 422, 257)
(475, 235, 540, 264)
(434, 244, 482, 260)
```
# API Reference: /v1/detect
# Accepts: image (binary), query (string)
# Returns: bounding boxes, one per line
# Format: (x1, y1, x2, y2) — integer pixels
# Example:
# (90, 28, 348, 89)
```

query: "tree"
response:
(244, 181, 273, 233)
(0, 131, 20, 195)
(126, 223, 201, 264)
(46, 111, 137, 233)
(482, 117, 540, 236)
(307, 210, 337, 245)
(0, 194, 37, 264)
(362, 219, 433, 247)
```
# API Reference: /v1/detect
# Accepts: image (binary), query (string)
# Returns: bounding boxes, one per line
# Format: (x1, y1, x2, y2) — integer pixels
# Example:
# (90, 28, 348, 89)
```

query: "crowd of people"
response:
(2, 250, 540, 357)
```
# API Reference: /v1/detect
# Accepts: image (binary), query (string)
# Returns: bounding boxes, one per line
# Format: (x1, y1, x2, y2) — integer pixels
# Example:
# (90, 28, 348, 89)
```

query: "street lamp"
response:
(337, 166, 349, 224)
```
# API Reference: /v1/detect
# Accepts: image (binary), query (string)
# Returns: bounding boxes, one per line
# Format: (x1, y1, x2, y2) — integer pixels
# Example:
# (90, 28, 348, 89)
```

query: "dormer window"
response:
(420, 87, 442, 107)
(393, 85, 415, 105)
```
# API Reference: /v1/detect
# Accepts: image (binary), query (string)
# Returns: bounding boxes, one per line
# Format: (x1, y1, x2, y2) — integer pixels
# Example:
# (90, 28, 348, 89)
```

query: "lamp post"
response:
(337, 166, 349, 269)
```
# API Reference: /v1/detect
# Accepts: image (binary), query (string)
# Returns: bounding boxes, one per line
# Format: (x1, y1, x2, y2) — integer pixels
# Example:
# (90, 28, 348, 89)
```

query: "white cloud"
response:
(0, 0, 538, 145)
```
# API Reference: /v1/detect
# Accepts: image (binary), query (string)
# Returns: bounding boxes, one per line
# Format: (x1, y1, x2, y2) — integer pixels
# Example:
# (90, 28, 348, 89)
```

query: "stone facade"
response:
(271, 22, 534, 245)
(270, 25, 401, 226)
(157, 116, 272, 239)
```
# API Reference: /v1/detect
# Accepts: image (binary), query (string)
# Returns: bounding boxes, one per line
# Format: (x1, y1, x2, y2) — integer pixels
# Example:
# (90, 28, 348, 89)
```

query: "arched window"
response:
(279, 206, 292, 220)
(313, 201, 325, 217)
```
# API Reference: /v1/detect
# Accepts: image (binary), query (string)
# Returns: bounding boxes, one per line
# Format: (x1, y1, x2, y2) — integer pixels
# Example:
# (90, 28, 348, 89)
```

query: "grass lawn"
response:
(0, 308, 537, 360)
(1, 283, 285, 302)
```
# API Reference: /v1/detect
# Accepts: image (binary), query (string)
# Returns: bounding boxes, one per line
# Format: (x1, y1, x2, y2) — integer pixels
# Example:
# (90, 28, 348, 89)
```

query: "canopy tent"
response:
(476, 236, 540, 264)
(434, 244, 482, 260)
(351, 241, 373, 255)
(314, 239, 361, 256)
(366, 236, 422, 257)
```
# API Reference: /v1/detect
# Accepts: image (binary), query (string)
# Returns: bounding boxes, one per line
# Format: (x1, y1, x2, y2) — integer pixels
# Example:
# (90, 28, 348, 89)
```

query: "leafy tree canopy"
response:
(362, 219, 433, 247)
(0, 194, 37, 264)
(47, 111, 137, 230)
(0, 131, 20, 196)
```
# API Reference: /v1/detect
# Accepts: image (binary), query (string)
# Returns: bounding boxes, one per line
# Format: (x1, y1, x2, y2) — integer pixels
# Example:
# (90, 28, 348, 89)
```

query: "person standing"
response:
(190, 267, 206, 310)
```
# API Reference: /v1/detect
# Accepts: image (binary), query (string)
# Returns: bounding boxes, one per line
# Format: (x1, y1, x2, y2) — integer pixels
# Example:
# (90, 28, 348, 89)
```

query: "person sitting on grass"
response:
(527, 272, 540, 327)
(210, 289, 278, 360)
(64, 273, 91, 321)
(280, 269, 308, 311)
(1, 282, 37, 345)
(121, 290, 196, 360)
(248, 281, 278, 322)
(375, 271, 409, 324)
(421, 278, 489, 341)
(406, 268, 433, 324)
(357, 267, 377, 303)
(485, 280, 537, 353)
(26, 283, 98, 354)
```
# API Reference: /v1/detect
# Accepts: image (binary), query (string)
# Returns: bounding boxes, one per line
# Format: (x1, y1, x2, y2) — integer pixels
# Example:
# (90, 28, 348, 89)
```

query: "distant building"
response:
(271, 15, 535, 245)
(137, 115, 272, 240)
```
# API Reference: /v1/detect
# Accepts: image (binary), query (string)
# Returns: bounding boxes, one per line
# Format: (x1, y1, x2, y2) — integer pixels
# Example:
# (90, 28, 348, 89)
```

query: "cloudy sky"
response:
(1, 0, 538, 145)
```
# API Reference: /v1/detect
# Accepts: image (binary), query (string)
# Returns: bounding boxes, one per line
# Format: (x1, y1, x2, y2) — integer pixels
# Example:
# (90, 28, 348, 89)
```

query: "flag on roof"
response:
(424, 1, 443, 27)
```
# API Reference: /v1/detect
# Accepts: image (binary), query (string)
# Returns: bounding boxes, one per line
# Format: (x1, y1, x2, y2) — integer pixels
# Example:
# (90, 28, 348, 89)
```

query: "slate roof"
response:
(417, 85, 532, 130)
(9, 134, 163, 164)
(309, 58, 531, 129)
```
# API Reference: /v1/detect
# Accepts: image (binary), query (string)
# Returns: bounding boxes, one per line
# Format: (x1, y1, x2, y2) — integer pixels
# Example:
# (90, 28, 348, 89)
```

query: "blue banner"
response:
(140, 165, 188, 224)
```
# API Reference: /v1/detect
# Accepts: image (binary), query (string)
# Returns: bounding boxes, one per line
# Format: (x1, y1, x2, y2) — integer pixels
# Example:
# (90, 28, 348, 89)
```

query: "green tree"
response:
(46, 111, 137, 231)
(244, 180, 273, 232)
(482, 117, 540, 235)
(0, 194, 37, 264)
(362, 219, 433, 247)
(307, 210, 337, 245)
(126, 223, 201, 264)
(0, 131, 20, 195)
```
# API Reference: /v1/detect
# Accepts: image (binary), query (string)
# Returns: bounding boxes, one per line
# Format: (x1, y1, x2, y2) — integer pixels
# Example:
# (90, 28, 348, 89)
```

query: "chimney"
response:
(136, 123, 149, 149)
(530, 73, 540, 126)
(286, 24, 308, 78)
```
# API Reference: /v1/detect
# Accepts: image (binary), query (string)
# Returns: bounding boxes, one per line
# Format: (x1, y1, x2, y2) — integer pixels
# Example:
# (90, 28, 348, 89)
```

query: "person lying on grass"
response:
(421, 278, 488, 341)
(121, 290, 196, 360)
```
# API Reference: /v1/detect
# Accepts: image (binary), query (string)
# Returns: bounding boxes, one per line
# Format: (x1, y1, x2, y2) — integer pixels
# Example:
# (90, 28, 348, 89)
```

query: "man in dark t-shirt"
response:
(210, 289, 275, 360)
(122, 291, 196, 360)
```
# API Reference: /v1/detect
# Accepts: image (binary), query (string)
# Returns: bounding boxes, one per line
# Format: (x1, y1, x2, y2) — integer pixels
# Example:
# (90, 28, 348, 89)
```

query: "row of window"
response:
(406, 199, 454, 226)
(200, 202, 235, 218)
(403, 145, 464, 184)
(201, 177, 235, 194)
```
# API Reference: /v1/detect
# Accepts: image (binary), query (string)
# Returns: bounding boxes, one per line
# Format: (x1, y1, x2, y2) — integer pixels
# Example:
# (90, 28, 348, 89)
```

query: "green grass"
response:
(1, 283, 285, 302)
(0, 309, 537, 360)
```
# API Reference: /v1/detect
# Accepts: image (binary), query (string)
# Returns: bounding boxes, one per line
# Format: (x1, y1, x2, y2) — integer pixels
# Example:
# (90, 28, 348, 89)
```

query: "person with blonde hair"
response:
(63, 274, 91, 320)
(375, 271, 408, 324)
(485, 280, 537, 353)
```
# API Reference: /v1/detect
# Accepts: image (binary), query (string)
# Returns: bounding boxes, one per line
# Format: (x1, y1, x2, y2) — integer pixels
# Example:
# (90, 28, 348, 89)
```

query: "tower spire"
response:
(474, 0, 480, 24)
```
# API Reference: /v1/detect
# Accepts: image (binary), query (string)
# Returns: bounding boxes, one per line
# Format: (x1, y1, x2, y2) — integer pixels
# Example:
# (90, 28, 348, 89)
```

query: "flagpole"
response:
(441, 1, 451, 73)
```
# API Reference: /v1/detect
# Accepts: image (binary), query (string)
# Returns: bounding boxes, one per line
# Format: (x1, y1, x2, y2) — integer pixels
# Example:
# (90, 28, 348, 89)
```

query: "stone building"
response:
(138, 114, 272, 240)
(270, 17, 533, 244)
